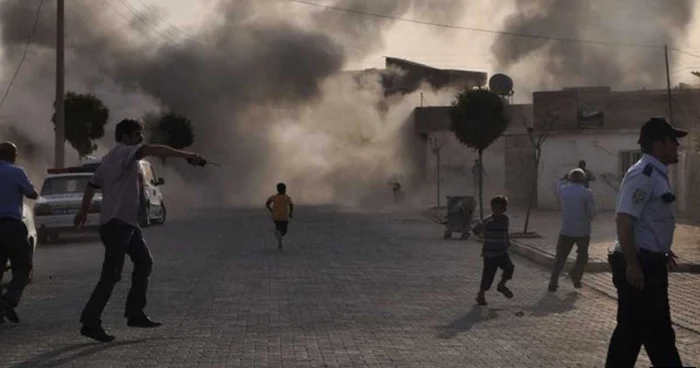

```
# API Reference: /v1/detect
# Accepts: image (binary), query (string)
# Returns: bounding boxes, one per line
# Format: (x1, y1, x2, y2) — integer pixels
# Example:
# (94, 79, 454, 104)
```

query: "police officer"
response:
(605, 117, 685, 367)
(0, 141, 38, 324)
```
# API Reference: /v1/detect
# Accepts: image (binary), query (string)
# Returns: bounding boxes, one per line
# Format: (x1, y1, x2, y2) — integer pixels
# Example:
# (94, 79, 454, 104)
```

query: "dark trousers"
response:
(480, 254, 514, 292)
(274, 221, 289, 236)
(549, 234, 590, 286)
(80, 220, 153, 328)
(0, 219, 31, 307)
(605, 251, 682, 368)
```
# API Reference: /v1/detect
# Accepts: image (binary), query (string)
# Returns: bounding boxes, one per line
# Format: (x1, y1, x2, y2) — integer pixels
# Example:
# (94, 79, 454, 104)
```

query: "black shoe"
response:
(81, 325, 115, 343)
(4, 305, 19, 323)
(548, 284, 558, 292)
(476, 295, 487, 306)
(497, 283, 514, 299)
(127, 315, 162, 328)
(572, 280, 582, 289)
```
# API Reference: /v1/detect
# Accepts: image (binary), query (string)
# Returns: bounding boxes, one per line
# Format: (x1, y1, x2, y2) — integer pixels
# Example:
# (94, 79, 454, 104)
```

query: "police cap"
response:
(638, 117, 688, 144)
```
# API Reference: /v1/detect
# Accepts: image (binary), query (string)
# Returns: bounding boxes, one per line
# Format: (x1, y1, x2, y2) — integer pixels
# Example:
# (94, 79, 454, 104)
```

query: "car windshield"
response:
(41, 176, 94, 196)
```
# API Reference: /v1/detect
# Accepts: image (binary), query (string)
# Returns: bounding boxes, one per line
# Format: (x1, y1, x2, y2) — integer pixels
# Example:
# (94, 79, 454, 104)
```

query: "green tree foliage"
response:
(449, 88, 510, 219)
(52, 92, 109, 159)
(146, 111, 195, 150)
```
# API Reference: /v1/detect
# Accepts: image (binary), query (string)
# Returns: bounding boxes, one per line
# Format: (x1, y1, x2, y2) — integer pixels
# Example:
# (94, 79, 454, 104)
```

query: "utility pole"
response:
(665, 44, 674, 123)
(429, 137, 446, 208)
(55, 0, 65, 168)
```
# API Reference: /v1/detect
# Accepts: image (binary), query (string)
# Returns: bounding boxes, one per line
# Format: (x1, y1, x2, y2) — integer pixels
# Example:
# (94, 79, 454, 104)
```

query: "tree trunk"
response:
(436, 153, 441, 208)
(523, 149, 540, 233)
(478, 149, 484, 220)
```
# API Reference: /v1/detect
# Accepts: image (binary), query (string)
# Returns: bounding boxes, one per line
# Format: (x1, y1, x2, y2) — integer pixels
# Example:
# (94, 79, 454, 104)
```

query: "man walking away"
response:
(265, 183, 294, 249)
(74, 119, 206, 342)
(549, 168, 595, 292)
(605, 117, 685, 367)
(0, 142, 38, 324)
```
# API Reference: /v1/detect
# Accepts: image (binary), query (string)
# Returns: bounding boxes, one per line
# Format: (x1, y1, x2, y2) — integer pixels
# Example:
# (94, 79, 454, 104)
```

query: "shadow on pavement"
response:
(436, 306, 499, 339)
(527, 291, 580, 318)
(9, 336, 180, 367)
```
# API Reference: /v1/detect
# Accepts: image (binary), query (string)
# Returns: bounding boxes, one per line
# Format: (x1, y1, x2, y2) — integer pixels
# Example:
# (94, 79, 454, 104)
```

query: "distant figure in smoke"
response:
(0, 141, 38, 325)
(562, 160, 596, 189)
(390, 181, 405, 203)
(266, 183, 294, 250)
(74, 119, 207, 342)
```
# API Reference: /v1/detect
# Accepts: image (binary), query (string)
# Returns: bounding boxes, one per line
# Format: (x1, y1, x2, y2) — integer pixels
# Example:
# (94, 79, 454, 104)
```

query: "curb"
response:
(420, 211, 700, 274)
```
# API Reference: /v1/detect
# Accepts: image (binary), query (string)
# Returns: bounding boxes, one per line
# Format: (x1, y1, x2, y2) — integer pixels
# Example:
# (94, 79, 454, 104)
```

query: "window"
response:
(619, 150, 642, 180)
(41, 176, 93, 195)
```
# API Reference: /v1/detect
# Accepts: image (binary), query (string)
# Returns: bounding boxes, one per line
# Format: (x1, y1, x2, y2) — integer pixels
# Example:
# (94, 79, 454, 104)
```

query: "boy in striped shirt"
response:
(472, 196, 515, 306)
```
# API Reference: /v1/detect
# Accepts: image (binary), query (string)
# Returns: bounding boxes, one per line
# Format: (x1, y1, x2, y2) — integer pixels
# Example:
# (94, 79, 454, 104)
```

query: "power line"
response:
(284, 0, 666, 50)
(0, 0, 45, 112)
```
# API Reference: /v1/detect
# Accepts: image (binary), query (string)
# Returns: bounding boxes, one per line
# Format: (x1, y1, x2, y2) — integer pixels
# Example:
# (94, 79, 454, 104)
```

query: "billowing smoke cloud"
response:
(491, 0, 694, 89)
(313, 0, 466, 60)
(0, 0, 462, 207)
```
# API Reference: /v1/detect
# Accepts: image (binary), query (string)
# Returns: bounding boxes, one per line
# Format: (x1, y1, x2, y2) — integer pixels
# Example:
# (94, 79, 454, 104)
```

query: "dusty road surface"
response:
(1, 206, 698, 367)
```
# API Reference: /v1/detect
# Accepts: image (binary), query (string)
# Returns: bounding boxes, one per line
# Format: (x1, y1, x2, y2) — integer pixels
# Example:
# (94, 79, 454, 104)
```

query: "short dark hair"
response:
(115, 119, 142, 142)
(276, 182, 286, 193)
(491, 195, 508, 208)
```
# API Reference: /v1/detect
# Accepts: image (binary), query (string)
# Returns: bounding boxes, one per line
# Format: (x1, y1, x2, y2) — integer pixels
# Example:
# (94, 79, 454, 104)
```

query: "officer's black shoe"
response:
(547, 284, 558, 292)
(572, 280, 582, 289)
(4, 305, 19, 323)
(127, 315, 162, 328)
(80, 325, 115, 343)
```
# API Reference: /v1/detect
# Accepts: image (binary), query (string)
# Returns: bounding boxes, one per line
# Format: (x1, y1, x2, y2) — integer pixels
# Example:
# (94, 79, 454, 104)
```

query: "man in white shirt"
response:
(549, 168, 596, 291)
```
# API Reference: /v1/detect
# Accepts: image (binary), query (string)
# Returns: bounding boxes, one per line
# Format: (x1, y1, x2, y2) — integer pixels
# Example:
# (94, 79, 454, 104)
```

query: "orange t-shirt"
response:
(268, 194, 293, 221)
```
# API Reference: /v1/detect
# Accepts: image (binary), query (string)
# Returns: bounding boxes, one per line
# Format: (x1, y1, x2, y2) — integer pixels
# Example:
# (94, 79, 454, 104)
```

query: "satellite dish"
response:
(489, 73, 514, 95)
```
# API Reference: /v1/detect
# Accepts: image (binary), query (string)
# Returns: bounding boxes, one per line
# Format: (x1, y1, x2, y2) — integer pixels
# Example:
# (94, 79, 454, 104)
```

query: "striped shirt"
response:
(475, 214, 510, 258)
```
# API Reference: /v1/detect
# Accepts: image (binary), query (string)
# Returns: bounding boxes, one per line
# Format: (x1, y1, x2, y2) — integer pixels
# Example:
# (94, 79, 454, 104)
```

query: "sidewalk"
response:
(421, 206, 700, 336)
(422, 207, 700, 273)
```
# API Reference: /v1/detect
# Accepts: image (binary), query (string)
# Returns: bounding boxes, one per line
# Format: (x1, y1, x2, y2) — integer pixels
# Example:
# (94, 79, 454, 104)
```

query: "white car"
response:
(33, 170, 101, 244)
(33, 160, 167, 243)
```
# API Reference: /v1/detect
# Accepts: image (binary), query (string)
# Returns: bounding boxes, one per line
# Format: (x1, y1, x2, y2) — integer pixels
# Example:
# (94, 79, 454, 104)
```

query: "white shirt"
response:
(558, 180, 596, 237)
(613, 154, 676, 253)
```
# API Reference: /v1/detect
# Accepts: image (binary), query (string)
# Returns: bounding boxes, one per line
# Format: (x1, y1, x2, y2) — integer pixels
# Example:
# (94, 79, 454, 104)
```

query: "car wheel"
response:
(139, 203, 151, 228)
(153, 202, 166, 225)
(38, 230, 49, 245)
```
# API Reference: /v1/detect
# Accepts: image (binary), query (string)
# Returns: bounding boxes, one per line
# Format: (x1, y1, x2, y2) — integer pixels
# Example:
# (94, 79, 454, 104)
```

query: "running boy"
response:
(472, 195, 515, 306)
(265, 183, 294, 249)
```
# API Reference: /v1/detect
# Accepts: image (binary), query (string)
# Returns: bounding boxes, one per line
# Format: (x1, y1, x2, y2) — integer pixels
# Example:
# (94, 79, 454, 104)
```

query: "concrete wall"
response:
(505, 134, 536, 207)
(538, 131, 640, 211)
(424, 131, 506, 208)
(533, 87, 700, 132)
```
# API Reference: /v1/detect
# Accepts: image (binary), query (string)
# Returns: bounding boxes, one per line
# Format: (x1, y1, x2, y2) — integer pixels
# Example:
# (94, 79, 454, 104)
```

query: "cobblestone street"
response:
(1, 206, 699, 367)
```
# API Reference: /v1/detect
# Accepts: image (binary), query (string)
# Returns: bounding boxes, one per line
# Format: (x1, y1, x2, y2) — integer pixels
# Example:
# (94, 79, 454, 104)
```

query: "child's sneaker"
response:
(497, 283, 514, 299)
(475, 293, 487, 306)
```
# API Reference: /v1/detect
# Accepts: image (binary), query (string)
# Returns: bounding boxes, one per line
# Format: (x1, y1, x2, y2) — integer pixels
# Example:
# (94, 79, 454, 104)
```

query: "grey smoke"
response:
(491, 0, 694, 88)
(313, 0, 466, 60)
(0, 0, 459, 206)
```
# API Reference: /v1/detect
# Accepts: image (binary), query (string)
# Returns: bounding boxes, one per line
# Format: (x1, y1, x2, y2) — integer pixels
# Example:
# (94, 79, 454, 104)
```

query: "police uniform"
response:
(605, 118, 684, 368)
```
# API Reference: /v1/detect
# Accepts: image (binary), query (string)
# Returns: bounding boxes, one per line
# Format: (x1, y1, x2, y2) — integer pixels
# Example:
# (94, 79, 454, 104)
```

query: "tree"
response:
(145, 111, 195, 150)
(449, 88, 510, 219)
(521, 112, 556, 234)
(52, 92, 109, 159)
